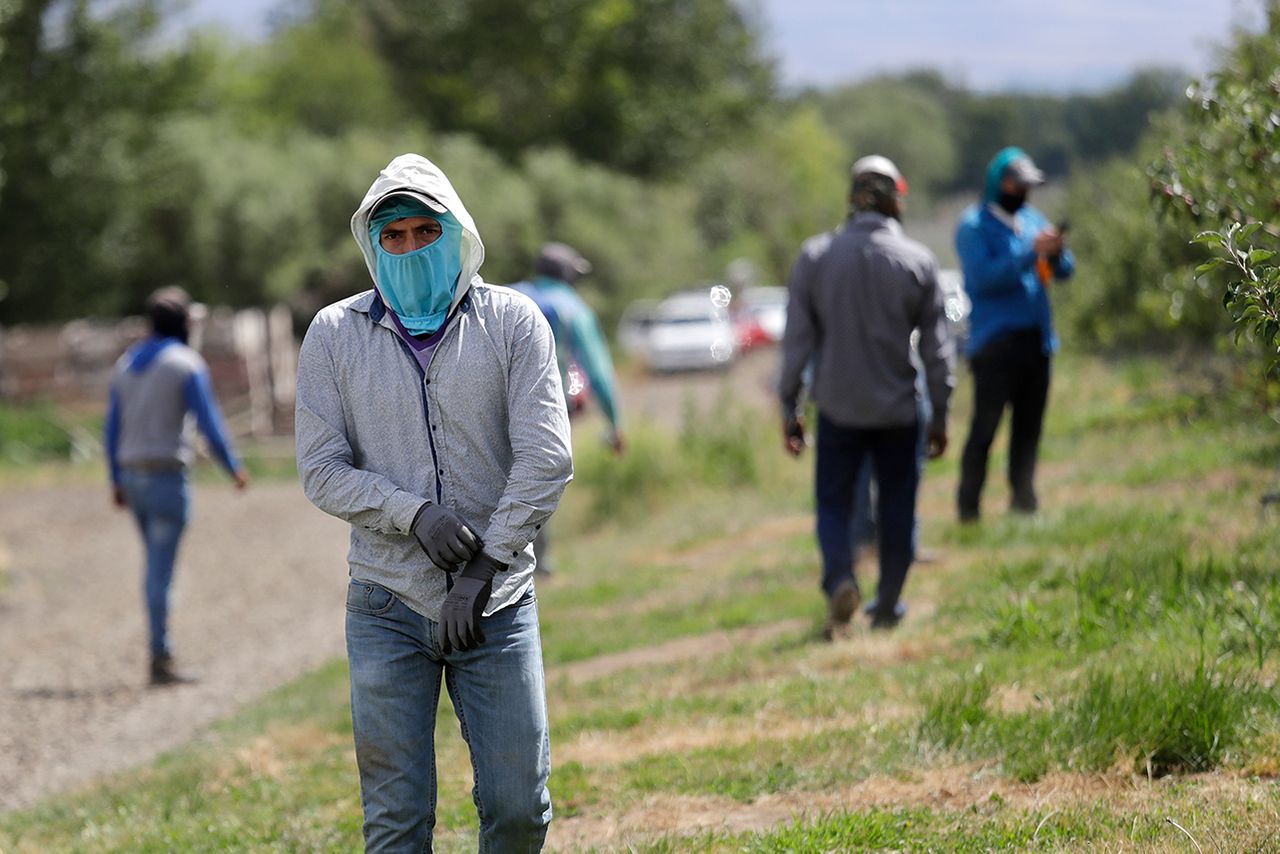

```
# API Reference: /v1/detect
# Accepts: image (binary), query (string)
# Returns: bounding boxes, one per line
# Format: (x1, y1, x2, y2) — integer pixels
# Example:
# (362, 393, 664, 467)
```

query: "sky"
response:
(178, 0, 1263, 93)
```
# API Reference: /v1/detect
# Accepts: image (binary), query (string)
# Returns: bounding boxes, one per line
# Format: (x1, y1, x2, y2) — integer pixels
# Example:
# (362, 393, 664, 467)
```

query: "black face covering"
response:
(996, 190, 1027, 214)
(150, 303, 190, 343)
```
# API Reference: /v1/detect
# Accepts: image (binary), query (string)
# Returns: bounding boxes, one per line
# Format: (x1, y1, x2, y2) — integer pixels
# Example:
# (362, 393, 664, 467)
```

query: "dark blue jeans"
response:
(815, 414, 920, 618)
(346, 581, 552, 853)
(119, 468, 190, 658)
(851, 386, 932, 551)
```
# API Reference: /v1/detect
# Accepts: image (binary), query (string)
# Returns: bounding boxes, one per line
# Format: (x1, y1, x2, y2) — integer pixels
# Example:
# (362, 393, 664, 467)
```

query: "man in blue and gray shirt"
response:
(105, 286, 249, 685)
(295, 153, 572, 852)
(779, 155, 954, 636)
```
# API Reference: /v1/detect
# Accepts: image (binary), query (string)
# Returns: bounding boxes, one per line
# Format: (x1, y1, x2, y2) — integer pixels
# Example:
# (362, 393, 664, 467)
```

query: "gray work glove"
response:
(439, 551, 507, 653)
(412, 502, 480, 570)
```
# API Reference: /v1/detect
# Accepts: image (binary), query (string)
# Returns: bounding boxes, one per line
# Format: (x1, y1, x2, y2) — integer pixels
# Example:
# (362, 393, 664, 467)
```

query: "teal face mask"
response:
(369, 198, 463, 335)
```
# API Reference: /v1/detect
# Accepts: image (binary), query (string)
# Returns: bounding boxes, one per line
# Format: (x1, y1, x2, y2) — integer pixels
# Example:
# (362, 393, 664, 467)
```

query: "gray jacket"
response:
(779, 212, 954, 431)
(295, 154, 573, 621)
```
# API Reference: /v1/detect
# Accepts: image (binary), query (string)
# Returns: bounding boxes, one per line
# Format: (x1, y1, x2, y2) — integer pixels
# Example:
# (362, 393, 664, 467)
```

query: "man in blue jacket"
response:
(954, 147, 1075, 523)
(105, 287, 249, 685)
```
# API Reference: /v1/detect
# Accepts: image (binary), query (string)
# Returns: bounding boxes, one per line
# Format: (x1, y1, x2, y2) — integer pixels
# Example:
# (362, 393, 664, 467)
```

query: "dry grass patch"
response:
(548, 767, 1280, 852)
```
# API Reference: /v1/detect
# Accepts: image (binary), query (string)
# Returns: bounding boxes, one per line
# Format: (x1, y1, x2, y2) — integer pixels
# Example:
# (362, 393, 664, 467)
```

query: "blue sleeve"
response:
(1053, 247, 1076, 280)
(955, 217, 1037, 298)
(184, 369, 241, 476)
(105, 386, 122, 486)
(566, 307, 621, 431)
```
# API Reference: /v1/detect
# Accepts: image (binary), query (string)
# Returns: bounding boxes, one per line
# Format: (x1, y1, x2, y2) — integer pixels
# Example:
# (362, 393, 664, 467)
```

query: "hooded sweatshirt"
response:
(954, 149, 1076, 357)
(295, 154, 573, 621)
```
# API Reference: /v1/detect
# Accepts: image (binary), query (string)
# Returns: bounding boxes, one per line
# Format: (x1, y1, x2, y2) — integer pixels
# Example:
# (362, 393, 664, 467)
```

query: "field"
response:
(1, 349, 1279, 852)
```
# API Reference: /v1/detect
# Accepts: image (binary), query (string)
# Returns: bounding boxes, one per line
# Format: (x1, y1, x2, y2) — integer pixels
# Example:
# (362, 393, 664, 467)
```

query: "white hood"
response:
(350, 153, 485, 312)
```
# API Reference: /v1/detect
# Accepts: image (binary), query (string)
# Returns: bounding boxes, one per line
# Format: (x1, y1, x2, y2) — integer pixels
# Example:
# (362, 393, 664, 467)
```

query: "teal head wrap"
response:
(369, 195, 463, 335)
(983, 146, 1028, 203)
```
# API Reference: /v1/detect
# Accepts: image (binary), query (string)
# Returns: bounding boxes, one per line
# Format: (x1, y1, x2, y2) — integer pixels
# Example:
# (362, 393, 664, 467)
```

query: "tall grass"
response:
(571, 393, 766, 524)
(919, 656, 1276, 781)
(0, 402, 77, 464)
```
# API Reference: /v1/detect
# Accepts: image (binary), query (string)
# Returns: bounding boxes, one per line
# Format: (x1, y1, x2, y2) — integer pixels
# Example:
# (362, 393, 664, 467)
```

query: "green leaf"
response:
(1240, 222, 1264, 240)
(1246, 249, 1276, 265)
(1195, 259, 1227, 276)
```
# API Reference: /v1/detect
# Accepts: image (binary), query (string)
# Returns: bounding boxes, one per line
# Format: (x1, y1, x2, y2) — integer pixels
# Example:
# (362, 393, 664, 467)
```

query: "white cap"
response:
(851, 155, 908, 195)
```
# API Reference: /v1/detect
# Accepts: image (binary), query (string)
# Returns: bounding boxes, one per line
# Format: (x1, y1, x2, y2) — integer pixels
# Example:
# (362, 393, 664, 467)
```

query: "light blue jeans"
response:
(119, 468, 190, 658)
(345, 580, 552, 853)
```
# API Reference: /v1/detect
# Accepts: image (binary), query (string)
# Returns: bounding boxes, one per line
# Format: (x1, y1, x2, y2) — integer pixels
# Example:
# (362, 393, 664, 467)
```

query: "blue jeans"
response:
(346, 581, 552, 853)
(119, 468, 190, 658)
(851, 391, 932, 552)
(815, 414, 920, 618)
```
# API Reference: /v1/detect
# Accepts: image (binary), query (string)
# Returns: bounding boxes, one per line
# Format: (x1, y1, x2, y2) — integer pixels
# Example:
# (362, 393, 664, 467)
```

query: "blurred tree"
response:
(692, 104, 847, 283)
(230, 3, 402, 136)
(515, 146, 708, 328)
(810, 74, 959, 203)
(352, 0, 773, 177)
(1150, 3, 1280, 359)
(0, 0, 200, 321)
(1058, 151, 1224, 351)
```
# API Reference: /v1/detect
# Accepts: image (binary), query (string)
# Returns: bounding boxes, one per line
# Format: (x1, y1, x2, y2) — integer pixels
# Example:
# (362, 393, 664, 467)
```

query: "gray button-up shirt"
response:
(779, 212, 954, 432)
(295, 286, 573, 621)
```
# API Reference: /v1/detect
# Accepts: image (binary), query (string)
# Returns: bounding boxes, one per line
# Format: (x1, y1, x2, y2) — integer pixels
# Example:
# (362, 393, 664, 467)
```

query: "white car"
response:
(619, 288, 737, 373)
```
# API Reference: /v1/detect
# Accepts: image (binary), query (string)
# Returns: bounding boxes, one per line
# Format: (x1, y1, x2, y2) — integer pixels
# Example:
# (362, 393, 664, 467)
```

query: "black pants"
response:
(957, 329, 1051, 519)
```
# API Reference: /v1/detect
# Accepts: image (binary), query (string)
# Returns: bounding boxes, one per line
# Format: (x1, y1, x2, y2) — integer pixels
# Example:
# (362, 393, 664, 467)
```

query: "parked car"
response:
(618, 288, 736, 373)
(733, 285, 787, 351)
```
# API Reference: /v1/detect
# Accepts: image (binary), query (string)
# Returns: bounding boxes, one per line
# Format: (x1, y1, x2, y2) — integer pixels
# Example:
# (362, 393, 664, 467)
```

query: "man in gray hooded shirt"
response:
(295, 153, 572, 851)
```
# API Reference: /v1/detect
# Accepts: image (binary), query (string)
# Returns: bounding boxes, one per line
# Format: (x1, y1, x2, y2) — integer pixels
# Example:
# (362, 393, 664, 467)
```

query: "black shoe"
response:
(823, 580, 860, 641)
(864, 598, 907, 630)
(1010, 492, 1038, 515)
(150, 654, 197, 687)
(958, 508, 980, 525)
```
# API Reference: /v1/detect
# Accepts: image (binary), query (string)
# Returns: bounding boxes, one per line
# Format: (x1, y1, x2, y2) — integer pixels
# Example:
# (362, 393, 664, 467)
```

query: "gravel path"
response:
(0, 479, 350, 813)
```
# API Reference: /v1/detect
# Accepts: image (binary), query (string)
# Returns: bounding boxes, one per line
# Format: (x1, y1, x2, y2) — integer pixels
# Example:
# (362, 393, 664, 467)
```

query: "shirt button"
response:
(512, 551, 519, 557)
(438, 469, 444, 476)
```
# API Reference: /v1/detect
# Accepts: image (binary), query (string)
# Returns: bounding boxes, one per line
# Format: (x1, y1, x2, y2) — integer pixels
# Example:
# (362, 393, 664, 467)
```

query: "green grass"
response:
(919, 656, 1277, 782)
(5, 351, 1280, 852)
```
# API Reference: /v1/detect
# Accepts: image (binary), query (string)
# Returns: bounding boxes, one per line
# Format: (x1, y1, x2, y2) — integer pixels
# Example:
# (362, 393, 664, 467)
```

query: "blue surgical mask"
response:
(369, 200, 463, 335)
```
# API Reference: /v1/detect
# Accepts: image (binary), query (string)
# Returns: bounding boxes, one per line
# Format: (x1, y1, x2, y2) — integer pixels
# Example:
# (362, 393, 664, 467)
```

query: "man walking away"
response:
(105, 286, 249, 686)
(779, 155, 954, 636)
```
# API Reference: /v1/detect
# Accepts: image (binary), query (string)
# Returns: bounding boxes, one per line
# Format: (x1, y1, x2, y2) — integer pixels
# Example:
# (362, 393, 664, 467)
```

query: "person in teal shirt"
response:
(512, 242, 625, 575)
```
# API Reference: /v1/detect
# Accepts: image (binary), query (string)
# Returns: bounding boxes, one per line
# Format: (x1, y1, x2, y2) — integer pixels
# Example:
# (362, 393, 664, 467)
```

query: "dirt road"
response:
(0, 480, 350, 812)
